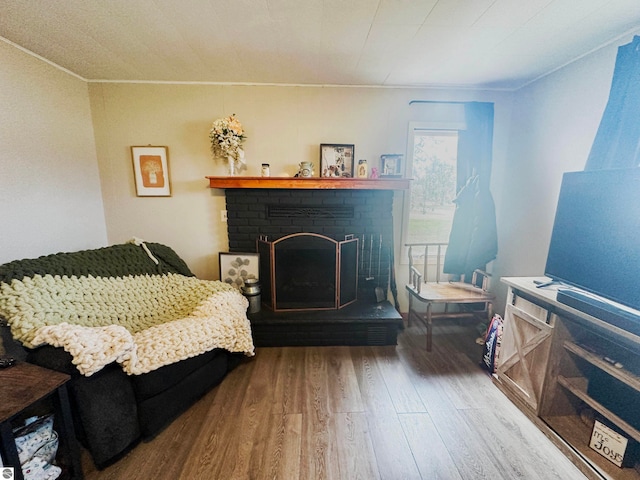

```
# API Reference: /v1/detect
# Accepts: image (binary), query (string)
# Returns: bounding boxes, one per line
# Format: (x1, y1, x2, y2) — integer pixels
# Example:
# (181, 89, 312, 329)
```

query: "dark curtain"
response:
(443, 102, 498, 277)
(585, 35, 640, 170)
(456, 102, 494, 191)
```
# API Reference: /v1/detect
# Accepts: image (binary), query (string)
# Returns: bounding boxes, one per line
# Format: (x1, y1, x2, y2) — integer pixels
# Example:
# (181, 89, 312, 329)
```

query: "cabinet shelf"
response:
(557, 375, 640, 443)
(545, 415, 640, 480)
(563, 341, 640, 392)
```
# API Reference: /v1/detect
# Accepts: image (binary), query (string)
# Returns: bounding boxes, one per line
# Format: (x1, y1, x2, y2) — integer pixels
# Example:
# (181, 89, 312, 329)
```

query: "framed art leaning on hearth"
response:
(219, 252, 259, 289)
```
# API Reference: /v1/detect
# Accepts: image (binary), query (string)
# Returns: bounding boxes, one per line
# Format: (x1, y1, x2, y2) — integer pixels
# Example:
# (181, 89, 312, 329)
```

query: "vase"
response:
(357, 159, 368, 178)
(298, 161, 314, 177)
(227, 156, 236, 176)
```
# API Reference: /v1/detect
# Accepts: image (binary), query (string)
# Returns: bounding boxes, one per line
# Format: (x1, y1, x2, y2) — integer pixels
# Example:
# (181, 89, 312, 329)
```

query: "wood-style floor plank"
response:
(367, 413, 423, 480)
(396, 337, 458, 414)
(256, 413, 302, 480)
(178, 404, 234, 480)
(461, 404, 583, 480)
(350, 346, 397, 414)
(270, 347, 305, 415)
(325, 346, 365, 414)
(210, 357, 256, 416)
(331, 412, 380, 480)
(80, 320, 587, 480)
(300, 346, 332, 479)
(374, 347, 426, 413)
(425, 403, 507, 480)
(398, 412, 463, 480)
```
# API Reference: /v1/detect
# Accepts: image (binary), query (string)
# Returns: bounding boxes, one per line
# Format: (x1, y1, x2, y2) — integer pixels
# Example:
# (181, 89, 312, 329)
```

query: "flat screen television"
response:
(544, 168, 640, 313)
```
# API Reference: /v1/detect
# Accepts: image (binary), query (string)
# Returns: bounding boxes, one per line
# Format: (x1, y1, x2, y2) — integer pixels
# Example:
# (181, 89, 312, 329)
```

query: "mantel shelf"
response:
(206, 176, 410, 190)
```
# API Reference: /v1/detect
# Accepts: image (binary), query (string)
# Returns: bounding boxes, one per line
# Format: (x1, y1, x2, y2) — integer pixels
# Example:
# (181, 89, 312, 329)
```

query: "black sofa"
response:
(0, 242, 253, 469)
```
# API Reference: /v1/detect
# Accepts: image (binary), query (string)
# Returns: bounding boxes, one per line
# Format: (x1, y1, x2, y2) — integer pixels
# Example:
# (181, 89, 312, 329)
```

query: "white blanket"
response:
(1, 273, 255, 376)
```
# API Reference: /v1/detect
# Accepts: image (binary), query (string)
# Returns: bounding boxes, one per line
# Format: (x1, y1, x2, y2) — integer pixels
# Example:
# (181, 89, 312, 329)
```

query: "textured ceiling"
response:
(1, 0, 639, 89)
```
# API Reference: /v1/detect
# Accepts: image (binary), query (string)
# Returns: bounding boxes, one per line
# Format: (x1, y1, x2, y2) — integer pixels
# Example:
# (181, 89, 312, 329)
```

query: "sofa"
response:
(0, 240, 255, 469)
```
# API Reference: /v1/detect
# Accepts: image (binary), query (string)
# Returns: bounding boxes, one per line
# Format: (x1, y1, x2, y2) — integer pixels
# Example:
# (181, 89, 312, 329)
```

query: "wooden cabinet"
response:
(498, 277, 640, 480)
(498, 290, 554, 413)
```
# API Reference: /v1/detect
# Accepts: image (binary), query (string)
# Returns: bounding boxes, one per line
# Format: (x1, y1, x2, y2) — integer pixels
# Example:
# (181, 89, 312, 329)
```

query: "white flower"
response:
(209, 114, 246, 167)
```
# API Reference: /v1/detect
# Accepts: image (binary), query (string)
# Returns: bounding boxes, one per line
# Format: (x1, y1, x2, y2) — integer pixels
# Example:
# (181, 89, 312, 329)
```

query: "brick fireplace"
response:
(209, 177, 408, 346)
(224, 187, 394, 303)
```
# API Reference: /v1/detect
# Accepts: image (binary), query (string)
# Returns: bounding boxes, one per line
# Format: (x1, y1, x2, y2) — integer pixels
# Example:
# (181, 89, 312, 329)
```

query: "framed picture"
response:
(380, 154, 403, 177)
(131, 146, 171, 196)
(219, 252, 260, 289)
(320, 144, 355, 178)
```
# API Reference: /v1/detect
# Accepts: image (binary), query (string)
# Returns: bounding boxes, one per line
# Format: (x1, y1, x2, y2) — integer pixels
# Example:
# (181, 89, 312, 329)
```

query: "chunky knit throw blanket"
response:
(0, 242, 255, 376)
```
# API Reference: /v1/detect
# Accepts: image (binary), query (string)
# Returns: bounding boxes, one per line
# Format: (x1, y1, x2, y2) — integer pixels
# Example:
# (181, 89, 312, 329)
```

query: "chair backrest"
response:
(406, 242, 449, 284)
(406, 242, 493, 294)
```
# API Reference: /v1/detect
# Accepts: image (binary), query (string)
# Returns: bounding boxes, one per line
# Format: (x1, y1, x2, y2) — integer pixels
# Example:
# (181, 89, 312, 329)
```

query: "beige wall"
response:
(89, 83, 513, 312)
(0, 40, 107, 264)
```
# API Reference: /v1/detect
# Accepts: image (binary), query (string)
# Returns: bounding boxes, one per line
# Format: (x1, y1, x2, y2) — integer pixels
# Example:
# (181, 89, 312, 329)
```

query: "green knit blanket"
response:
(0, 242, 254, 376)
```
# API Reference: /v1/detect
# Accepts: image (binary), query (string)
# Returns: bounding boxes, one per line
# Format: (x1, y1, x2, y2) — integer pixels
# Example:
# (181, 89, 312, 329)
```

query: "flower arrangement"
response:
(209, 114, 246, 173)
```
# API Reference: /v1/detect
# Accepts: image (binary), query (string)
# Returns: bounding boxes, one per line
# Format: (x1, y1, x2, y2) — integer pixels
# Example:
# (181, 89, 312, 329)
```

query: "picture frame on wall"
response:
(219, 252, 260, 289)
(131, 146, 171, 196)
(320, 144, 355, 178)
(380, 154, 403, 177)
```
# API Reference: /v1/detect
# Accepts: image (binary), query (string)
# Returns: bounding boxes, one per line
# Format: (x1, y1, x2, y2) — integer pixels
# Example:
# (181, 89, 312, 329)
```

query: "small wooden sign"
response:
(589, 419, 628, 467)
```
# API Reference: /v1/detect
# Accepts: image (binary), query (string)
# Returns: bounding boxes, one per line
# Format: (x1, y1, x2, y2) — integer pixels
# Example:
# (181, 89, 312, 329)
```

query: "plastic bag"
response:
(481, 314, 503, 374)
(12, 415, 61, 480)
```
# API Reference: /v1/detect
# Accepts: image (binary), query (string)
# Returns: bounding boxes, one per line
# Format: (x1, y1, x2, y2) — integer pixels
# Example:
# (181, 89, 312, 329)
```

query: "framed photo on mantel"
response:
(380, 154, 403, 178)
(320, 143, 354, 178)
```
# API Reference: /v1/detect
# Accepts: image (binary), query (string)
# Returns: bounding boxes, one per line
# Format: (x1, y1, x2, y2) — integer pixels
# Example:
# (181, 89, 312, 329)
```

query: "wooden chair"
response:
(405, 243, 494, 351)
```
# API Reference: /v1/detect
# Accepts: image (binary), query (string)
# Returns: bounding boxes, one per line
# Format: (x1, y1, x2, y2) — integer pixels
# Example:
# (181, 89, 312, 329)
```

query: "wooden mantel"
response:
(206, 176, 410, 190)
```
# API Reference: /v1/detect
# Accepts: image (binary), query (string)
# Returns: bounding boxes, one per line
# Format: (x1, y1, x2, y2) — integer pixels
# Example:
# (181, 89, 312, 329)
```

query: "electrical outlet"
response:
(220, 210, 227, 223)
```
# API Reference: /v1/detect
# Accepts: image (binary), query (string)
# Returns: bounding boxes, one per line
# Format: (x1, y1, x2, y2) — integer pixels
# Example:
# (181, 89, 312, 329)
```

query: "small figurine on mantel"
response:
(295, 161, 314, 177)
(370, 167, 379, 179)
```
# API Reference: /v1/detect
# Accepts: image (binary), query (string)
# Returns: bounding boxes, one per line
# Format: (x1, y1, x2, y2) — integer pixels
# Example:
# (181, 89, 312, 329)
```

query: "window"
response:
(401, 102, 495, 272)
(405, 129, 458, 247)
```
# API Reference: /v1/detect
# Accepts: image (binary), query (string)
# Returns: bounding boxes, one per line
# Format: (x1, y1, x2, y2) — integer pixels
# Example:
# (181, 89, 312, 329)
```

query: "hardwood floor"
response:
(81, 320, 587, 480)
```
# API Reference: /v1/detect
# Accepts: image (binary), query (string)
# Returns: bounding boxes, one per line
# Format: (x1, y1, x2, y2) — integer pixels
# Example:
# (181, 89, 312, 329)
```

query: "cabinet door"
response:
(498, 301, 554, 413)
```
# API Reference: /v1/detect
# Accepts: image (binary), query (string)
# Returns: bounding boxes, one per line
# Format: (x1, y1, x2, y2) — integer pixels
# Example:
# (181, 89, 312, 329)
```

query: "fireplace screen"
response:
(257, 233, 358, 312)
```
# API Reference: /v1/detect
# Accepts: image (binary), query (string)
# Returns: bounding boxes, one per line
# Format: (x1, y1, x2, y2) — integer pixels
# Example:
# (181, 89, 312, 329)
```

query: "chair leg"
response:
(426, 302, 433, 352)
(407, 294, 414, 327)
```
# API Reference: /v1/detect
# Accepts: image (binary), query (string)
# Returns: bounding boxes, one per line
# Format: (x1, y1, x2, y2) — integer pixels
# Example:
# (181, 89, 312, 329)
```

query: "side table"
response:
(0, 362, 83, 480)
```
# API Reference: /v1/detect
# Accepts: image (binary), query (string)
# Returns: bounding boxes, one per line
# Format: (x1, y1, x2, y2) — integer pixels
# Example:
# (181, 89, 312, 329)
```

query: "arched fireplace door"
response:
(257, 233, 359, 312)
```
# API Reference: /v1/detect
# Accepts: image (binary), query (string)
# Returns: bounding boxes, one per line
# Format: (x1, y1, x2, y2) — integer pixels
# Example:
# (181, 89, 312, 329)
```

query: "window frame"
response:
(400, 121, 463, 265)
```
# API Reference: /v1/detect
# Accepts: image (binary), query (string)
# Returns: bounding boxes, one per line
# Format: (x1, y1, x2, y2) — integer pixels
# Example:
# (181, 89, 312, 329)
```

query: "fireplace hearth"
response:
(248, 299, 403, 347)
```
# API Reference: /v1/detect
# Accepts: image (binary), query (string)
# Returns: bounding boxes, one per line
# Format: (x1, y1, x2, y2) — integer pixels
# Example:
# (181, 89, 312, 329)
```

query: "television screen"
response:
(544, 168, 640, 312)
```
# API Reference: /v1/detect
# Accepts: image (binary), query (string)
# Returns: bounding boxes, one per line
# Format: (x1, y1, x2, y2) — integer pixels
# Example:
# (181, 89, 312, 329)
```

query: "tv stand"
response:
(497, 277, 640, 480)
(556, 288, 640, 337)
